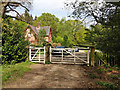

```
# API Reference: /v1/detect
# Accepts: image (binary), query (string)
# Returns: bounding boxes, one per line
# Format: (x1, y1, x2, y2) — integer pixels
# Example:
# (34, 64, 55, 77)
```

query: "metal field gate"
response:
(29, 46, 45, 63)
(50, 47, 90, 65)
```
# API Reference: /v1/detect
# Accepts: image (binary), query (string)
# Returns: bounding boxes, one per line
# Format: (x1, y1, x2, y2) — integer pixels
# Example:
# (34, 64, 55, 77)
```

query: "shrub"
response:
(2, 18, 29, 64)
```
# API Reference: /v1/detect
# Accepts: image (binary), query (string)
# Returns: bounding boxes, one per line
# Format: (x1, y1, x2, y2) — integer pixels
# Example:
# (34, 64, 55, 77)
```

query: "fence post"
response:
(45, 45, 50, 63)
(44, 46, 45, 64)
(39, 49, 40, 62)
(90, 47, 95, 66)
(87, 47, 89, 66)
(29, 46, 31, 61)
(74, 49, 75, 64)
(62, 49, 63, 62)
(50, 46, 51, 62)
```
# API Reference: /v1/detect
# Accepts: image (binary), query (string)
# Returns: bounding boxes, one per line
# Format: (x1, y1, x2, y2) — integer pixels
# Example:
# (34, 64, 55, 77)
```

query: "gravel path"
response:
(4, 64, 96, 88)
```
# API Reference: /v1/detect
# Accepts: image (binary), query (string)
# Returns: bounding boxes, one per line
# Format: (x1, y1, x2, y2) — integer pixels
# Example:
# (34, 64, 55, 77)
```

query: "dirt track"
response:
(4, 64, 96, 88)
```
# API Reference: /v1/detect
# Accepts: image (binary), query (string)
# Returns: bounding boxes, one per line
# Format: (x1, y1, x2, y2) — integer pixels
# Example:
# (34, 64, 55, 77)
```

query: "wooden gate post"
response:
(90, 47, 95, 66)
(45, 45, 50, 63)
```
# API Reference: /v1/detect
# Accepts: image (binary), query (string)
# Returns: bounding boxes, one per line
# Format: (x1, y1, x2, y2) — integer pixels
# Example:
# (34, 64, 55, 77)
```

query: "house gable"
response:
(24, 24, 52, 44)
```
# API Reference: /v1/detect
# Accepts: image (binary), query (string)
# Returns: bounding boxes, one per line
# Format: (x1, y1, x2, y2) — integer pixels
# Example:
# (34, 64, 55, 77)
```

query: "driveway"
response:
(4, 64, 96, 88)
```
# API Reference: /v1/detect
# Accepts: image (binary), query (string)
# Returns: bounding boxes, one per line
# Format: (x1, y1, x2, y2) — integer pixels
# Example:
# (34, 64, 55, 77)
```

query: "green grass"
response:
(96, 81, 116, 89)
(37, 52, 44, 55)
(107, 68, 112, 72)
(88, 73, 97, 79)
(45, 61, 51, 64)
(109, 75, 119, 80)
(96, 68, 104, 74)
(2, 61, 34, 85)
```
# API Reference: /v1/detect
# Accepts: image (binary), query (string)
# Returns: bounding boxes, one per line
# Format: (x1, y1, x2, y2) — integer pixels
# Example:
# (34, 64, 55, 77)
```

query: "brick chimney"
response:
(37, 22, 40, 28)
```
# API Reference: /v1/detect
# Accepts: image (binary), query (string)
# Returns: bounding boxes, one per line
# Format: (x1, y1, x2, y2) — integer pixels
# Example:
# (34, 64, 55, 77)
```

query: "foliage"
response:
(85, 24, 120, 66)
(45, 61, 51, 64)
(88, 73, 97, 79)
(96, 68, 104, 74)
(33, 13, 59, 37)
(2, 18, 29, 64)
(107, 68, 112, 72)
(16, 10, 33, 24)
(2, 61, 33, 85)
(38, 29, 47, 46)
(66, 0, 120, 66)
(54, 19, 87, 47)
(65, 0, 120, 25)
(96, 81, 116, 89)
(109, 75, 119, 80)
(114, 66, 120, 70)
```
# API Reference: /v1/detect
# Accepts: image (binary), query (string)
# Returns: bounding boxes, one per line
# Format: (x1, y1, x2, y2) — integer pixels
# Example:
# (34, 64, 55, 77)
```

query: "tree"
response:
(1, 1, 32, 22)
(38, 29, 46, 46)
(2, 18, 29, 64)
(66, 0, 120, 66)
(33, 13, 59, 37)
(34, 16, 37, 21)
(55, 19, 87, 47)
(23, 10, 33, 24)
(65, 0, 120, 25)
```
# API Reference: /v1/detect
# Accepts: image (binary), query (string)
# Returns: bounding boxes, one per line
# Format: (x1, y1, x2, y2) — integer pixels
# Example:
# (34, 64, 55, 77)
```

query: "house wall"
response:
(25, 28, 38, 45)
(44, 37, 49, 42)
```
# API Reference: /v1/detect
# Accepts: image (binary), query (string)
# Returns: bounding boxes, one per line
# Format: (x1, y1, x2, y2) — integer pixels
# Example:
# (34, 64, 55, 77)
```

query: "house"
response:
(24, 22, 52, 45)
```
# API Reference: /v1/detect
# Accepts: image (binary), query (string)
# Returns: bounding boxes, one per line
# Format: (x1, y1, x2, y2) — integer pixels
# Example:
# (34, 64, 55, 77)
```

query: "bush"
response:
(2, 18, 29, 64)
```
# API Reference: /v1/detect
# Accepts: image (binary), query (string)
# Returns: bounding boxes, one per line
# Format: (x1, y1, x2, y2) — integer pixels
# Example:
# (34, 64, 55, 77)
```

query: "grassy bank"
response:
(85, 65, 120, 89)
(2, 61, 34, 85)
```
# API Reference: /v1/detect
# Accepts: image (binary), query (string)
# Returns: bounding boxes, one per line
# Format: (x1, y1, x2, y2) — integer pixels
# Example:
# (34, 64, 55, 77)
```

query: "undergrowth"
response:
(96, 81, 116, 89)
(2, 61, 33, 85)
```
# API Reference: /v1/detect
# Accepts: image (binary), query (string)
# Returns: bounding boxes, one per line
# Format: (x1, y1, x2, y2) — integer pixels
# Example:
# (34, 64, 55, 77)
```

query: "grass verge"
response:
(2, 61, 34, 86)
(96, 81, 116, 89)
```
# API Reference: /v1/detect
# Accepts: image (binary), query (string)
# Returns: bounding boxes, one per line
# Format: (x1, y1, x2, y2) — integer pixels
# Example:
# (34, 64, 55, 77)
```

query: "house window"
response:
(28, 33, 31, 37)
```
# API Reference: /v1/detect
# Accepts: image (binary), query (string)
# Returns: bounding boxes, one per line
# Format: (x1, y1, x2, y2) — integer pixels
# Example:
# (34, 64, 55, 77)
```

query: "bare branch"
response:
(9, 2, 29, 11)
(6, 15, 29, 24)
(8, 5, 22, 18)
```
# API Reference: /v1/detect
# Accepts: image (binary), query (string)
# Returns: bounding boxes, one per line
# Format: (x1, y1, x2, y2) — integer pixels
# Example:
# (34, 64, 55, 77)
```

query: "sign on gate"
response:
(29, 46, 45, 63)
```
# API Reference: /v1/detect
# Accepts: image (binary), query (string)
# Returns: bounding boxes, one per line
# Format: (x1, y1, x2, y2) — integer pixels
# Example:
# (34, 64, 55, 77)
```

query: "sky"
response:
(28, 0, 96, 28)
(29, 0, 73, 20)
(7, 0, 95, 28)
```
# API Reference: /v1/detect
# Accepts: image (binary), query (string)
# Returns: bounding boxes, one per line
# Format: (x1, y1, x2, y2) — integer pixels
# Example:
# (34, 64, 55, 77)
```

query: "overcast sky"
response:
(29, 0, 73, 20)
